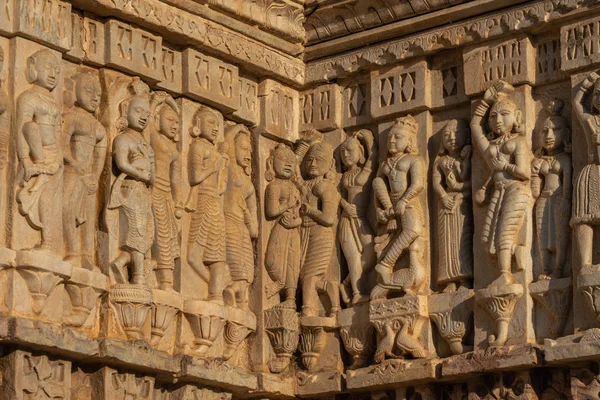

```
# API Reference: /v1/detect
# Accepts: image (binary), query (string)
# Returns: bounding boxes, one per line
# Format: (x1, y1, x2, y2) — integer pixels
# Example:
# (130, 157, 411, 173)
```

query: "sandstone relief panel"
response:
(0, 1, 599, 399)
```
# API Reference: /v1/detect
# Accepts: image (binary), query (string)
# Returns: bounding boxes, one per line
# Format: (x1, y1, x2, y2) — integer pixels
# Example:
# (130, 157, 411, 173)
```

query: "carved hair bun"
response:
(546, 98, 565, 116)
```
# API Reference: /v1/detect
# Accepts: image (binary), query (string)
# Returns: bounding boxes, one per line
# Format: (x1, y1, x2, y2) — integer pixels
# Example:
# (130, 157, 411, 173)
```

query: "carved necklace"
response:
(344, 167, 361, 188)
(386, 153, 407, 179)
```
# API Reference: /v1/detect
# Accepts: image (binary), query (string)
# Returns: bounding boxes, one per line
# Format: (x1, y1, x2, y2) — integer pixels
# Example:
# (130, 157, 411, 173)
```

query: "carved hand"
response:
(343, 203, 358, 218)
(531, 158, 543, 175)
(393, 199, 407, 215)
(490, 155, 508, 171)
(582, 71, 600, 90)
(442, 194, 455, 210)
(376, 209, 388, 224)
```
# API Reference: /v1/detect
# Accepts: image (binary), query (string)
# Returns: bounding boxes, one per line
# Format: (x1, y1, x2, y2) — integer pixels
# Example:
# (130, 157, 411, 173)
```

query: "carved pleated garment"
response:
(119, 180, 154, 254)
(152, 187, 179, 270)
(300, 223, 334, 281)
(265, 219, 301, 298)
(572, 164, 600, 225)
(482, 181, 529, 255)
(225, 212, 254, 283)
(437, 193, 473, 285)
(188, 193, 226, 263)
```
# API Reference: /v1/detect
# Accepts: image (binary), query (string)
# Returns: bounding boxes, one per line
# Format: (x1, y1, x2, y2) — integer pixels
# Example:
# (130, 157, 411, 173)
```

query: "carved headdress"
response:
(116, 77, 151, 132)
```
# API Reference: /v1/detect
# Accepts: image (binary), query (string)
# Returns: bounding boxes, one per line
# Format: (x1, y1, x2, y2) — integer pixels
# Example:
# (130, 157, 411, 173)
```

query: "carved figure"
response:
(338, 129, 377, 305)
(433, 119, 473, 292)
(531, 99, 572, 280)
(297, 131, 340, 317)
(107, 80, 155, 285)
(0, 45, 8, 169)
(148, 94, 182, 291)
(62, 73, 107, 270)
(15, 49, 63, 252)
(371, 115, 427, 299)
(264, 144, 302, 309)
(185, 107, 230, 304)
(223, 124, 258, 309)
(470, 81, 531, 286)
(572, 71, 600, 273)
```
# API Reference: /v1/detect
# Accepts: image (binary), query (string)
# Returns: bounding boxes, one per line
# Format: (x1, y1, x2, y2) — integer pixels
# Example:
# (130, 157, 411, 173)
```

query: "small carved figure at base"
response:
(371, 115, 427, 300)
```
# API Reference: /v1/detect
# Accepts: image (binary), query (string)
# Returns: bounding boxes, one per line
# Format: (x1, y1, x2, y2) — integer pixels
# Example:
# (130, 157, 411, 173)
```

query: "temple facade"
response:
(0, 0, 599, 398)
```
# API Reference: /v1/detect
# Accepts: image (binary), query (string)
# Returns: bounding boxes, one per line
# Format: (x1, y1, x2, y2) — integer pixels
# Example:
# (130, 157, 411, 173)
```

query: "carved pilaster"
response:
(339, 304, 375, 370)
(475, 284, 523, 348)
(264, 307, 299, 373)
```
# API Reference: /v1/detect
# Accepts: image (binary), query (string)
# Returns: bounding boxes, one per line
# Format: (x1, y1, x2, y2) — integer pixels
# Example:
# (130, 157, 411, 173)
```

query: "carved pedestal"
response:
(429, 289, 474, 356)
(339, 304, 375, 370)
(577, 272, 600, 341)
(298, 315, 338, 372)
(63, 267, 108, 331)
(150, 289, 182, 350)
(264, 307, 299, 373)
(107, 284, 152, 341)
(530, 277, 571, 341)
(369, 295, 433, 363)
(183, 300, 256, 358)
(475, 284, 523, 348)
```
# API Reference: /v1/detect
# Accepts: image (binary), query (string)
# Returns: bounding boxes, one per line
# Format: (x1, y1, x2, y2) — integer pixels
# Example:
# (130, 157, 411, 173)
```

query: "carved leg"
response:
(575, 224, 593, 271)
(208, 261, 229, 305)
(156, 267, 174, 291)
(187, 241, 210, 282)
(301, 276, 319, 316)
(131, 250, 146, 285)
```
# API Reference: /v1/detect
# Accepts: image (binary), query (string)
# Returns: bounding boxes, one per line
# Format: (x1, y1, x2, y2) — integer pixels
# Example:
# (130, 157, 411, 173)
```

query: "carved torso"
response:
(63, 107, 106, 173)
(151, 130, 178, 191)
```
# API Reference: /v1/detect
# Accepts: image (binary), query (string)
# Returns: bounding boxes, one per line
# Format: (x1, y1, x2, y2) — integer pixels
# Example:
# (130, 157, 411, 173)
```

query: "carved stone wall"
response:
(0, 0, 599, 399)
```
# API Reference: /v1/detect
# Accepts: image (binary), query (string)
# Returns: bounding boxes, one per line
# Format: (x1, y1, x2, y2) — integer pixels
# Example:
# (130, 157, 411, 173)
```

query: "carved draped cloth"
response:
(152, 186, 179, 270)
(482, 179, 529, 255)
(188, 190, 226, 263)
(437, 192, 473, 284)
(265, 212, 301, 298)
(572, 163, 600, 226)
(225, 211, 254, 283)
(300, 219, 334, 281)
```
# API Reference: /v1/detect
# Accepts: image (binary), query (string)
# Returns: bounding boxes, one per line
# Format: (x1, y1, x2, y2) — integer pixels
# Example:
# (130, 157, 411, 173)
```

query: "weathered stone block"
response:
(341, 74, 371, 128)
(67, 13, 105, 65)
(370, 58, 431, 119)
(561, 15, 600, 72)
(14, 0, 72, 51)
(300, 83, 342, 132)
(105, 20, 163, 82)
(463, 36, 535, 95)
(228, 75, 258, 126)
(156, 45, 182, 94)
(258, 78, 299, 143)
(182, 48, 240, 113)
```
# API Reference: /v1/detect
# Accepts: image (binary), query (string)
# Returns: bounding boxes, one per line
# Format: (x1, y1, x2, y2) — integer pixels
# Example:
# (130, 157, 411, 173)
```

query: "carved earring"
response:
(191, 126, 200, 138)
(265, 157, 275, 182)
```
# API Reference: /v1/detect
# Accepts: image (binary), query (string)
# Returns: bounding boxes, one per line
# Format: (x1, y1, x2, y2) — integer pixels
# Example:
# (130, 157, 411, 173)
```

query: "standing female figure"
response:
(433, 119, 473, 292)
(338, 129, 377, 305)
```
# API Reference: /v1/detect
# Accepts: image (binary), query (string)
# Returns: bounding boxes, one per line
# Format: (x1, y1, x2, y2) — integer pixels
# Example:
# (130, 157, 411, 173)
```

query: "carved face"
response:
(235, 134, 252, 169)
(304, 144, 332, 178)
(198, 113, 219, 142)
(340, 137, 362, 168)
(489, 100, 520, 136)
(159, 107, 180, 141)
(541, 118, 566, 153)
(273, 149, 295, 179)
(442, 121, 467, 153)
(388, 126, 411, 155)
(34, 53, 60, 91)
(126, 96, 151, 132)
(75, 75, 101, 113)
